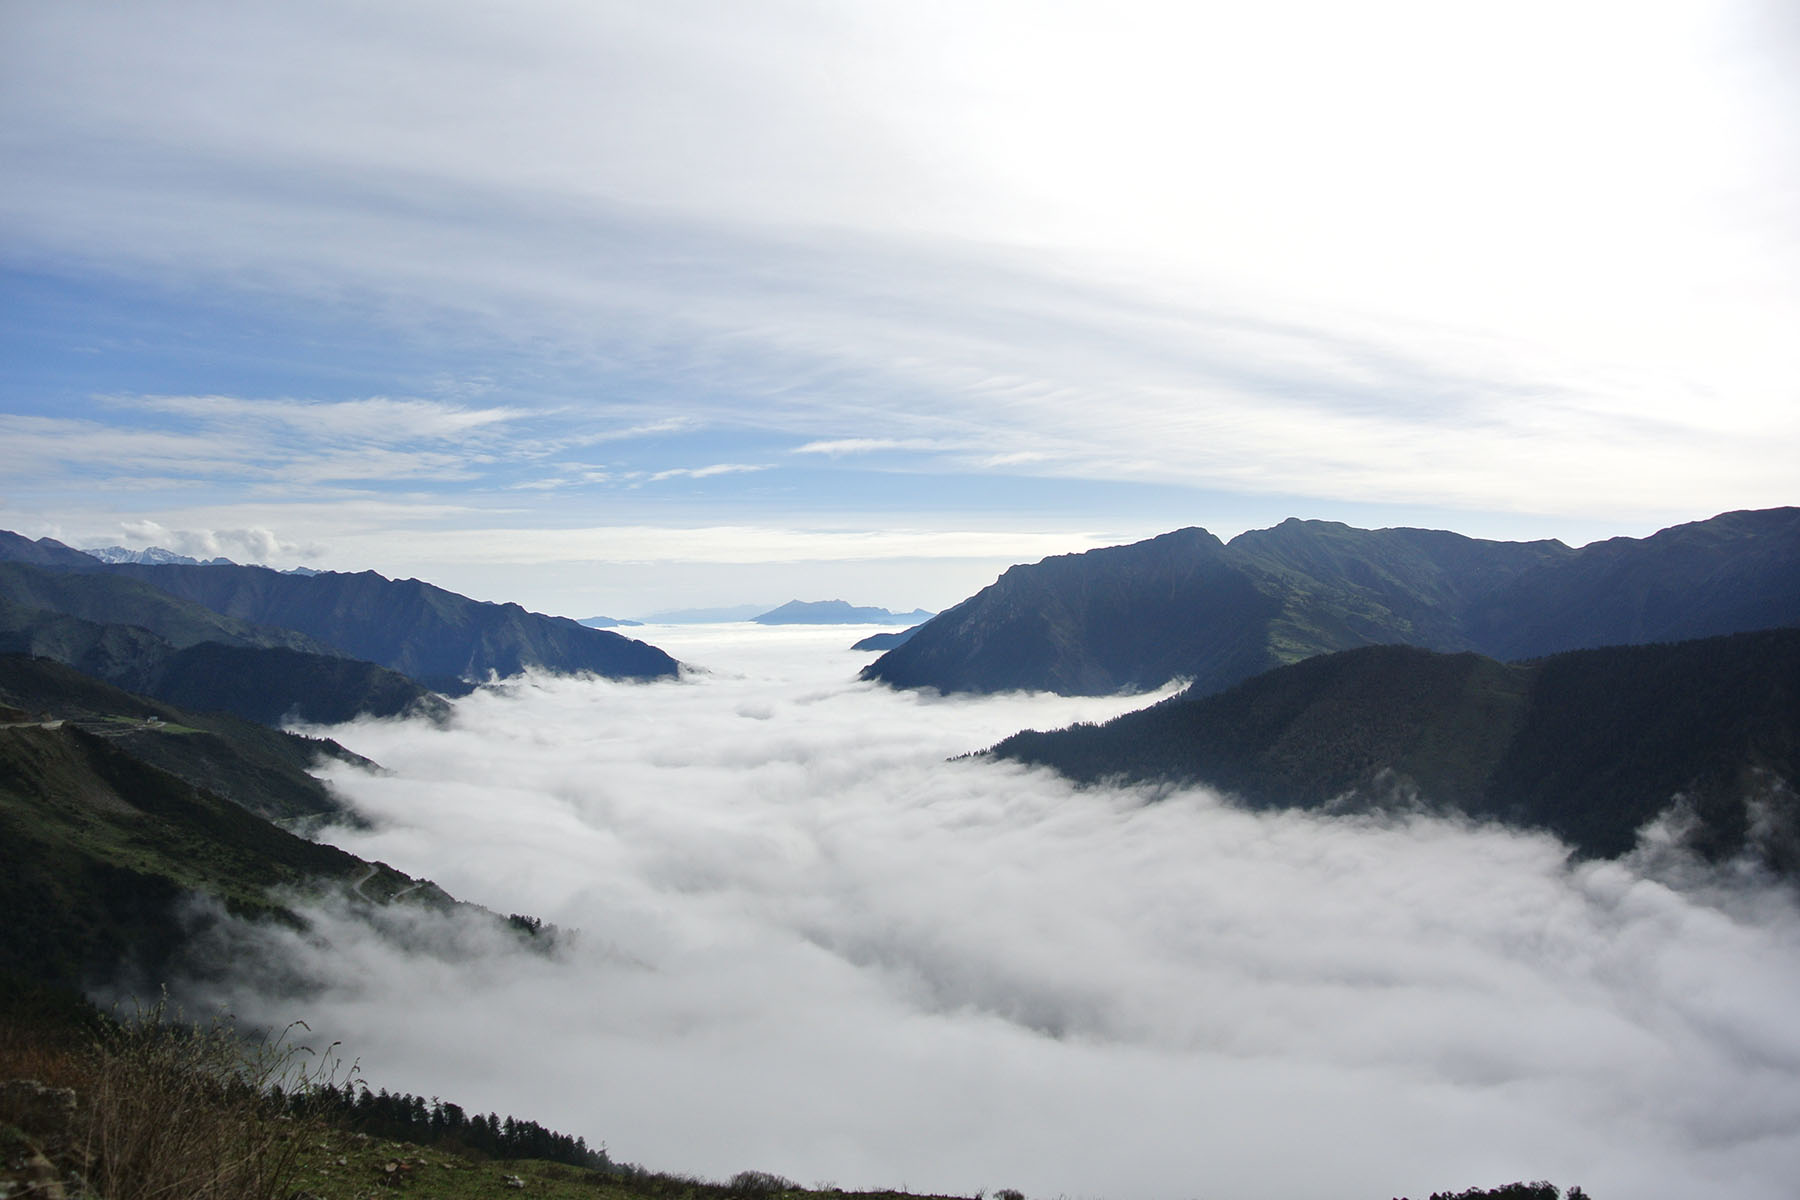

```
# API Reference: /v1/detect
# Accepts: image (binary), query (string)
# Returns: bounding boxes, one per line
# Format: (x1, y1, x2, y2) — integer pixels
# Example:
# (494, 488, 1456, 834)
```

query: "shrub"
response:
(73, 998, 334, 1200)
(728, 1169, 798, 1197)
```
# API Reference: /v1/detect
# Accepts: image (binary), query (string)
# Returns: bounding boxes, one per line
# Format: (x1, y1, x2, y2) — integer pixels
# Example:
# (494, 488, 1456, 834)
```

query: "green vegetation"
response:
(0, 692, 479, 990)
(990, 629, 1800, 872)
(0, 652, 368, 822)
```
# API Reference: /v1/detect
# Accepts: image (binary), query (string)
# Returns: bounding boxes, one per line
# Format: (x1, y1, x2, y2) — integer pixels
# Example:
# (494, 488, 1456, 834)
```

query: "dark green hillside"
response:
(1230, 519, 1571, 662)
(867, 507, 1800, 697)
(0, 718, 442, 989)
(1486, 634, 1800, 862)
(1468, 506, 1800, 659)
(0, 653, 369, 822)
(992, 645, 1532, 807)
(990, 629, 1800, 871)
(150, 641, 447, 725)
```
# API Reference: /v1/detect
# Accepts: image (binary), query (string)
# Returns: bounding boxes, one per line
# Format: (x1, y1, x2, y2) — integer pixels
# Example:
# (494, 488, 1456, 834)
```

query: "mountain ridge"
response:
(0, 533, 683, 698)
(866, 507, 1800, 696)
(987, 628, 1800, 872)
(752, 599, 935, 625)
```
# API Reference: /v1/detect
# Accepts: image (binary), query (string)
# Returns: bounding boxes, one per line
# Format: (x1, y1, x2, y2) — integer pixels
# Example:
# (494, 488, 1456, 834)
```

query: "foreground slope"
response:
(989, 628, 1800, 870)
(866, 507, 1800, 696)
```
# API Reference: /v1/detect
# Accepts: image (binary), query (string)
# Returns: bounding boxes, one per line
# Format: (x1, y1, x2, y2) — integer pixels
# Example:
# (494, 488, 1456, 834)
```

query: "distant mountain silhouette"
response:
(988, 629, 1800, 873)
(95, 562, 681, 691)
(0, 531, 98, 569)
(752, 599, 935, 625)
(866, 508, 1800, 696)
(0, 533, 681, 695)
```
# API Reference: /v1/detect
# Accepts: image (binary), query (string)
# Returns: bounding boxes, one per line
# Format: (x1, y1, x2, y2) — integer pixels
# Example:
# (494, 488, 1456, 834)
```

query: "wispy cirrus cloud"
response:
(128, 394, 526, 440)
(644, 463, 770, 484)
(3, 0, 1796, 611)
(791, 439, 945, 457)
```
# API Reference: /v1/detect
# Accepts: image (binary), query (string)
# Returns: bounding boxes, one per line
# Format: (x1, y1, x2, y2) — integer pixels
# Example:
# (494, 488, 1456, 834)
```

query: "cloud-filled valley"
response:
(174, 625, 1800, 1200)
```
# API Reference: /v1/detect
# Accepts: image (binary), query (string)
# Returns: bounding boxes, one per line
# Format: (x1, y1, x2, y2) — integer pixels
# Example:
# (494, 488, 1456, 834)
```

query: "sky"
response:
(2, 0, 1797, 618)
(174, 625, 1800, 1200)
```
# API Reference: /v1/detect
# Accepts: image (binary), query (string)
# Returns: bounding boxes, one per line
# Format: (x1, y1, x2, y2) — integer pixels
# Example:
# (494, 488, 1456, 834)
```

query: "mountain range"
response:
(6, 507, 1797, 981)
(0, 531, 681, 723)
(865, 508, 1800, 696)
(752, 599, 936, 625)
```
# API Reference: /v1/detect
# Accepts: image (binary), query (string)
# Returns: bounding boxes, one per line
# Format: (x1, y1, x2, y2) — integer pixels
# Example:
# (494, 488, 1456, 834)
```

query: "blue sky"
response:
(3, 0, 1796, 618)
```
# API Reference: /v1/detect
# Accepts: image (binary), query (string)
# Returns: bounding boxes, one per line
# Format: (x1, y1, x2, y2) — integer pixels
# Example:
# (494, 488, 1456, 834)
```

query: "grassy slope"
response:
(0, 717, 450, 991)
(0, 653, 370, 822)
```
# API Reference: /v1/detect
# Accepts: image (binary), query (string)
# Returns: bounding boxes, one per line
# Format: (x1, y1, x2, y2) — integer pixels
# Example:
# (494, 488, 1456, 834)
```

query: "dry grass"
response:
(1, 993, 339, 1200)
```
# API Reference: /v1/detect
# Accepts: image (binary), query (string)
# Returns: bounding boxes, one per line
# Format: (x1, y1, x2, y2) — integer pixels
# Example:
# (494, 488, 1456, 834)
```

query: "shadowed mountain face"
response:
(851, 625, 924, 651)
(866, 508, 1800, 696)
(0, 567, 445, 726)
(0, 532, 99, 569)
(0, 536, 682, 700)
(988, 629, 1800, 872)
(96, 562, 680, 690)
(866, 528, 1283, 695)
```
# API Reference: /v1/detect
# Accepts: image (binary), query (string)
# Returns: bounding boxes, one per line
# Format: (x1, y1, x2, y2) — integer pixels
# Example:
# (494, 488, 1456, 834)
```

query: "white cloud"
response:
(176, 627, 1800, 1200)
(3, 0, 1795, 531)
(128, 394, 524, 440)
(792, 439, 943, 457)
(112, 520, 322, 563)
(644, 463, 770, 483)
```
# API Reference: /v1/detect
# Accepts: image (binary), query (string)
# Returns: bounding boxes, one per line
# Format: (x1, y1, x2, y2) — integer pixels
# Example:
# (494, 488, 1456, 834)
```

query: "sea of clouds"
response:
(180, 625, 1800, 1200)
